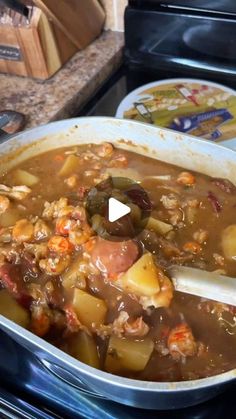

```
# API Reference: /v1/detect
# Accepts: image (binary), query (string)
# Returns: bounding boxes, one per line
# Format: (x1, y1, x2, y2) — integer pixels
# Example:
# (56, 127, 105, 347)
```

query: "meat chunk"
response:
(212, 178, 236, 194)
(110, 310, 129, 337)
(64, 175, 78, 189)
(39, 255, 70, 275)
(111, 311, 150, 338)
(193, 229, 208, 244)
(140, 274, 173, 310)
(213, 253, 225, 266)
(0, 263, 22, 296)
(167, 323, 197, 360)
(123, 316, 149, 337)
(0, 196, 10, 214)
(43, 198, 72, 219)
(160, 193, 179, 210)
(30, 305, 51, 337)
(168, 209, 183, 226)
(207, 191, 222, 213)
(182, 241, 202, 255)
(177, 172, 195, 186)
(34, 219, 51, 240)
(24, 242, 48, 260)
(108, 154, 128, 168)
(64, 305, 83, 333)
(68, 226, 93, 247)
(97, 142, 114, 157)
(55, 217, 77, 236)
(47, 236, 74, 255)
(0, 184, 31, 200)
(91, 238, 139, 275)
(0, 263, 32, 308)
(12, 219, 34, 243)
(96, 311, 149, 339)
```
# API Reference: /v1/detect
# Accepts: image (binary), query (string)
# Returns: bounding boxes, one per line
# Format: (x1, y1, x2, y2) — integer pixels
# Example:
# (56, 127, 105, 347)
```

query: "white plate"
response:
(116, 78, 236, 143)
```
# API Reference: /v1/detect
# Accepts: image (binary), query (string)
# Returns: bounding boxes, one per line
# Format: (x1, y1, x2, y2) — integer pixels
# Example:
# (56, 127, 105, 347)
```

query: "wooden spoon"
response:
(168, 265, 236, 306)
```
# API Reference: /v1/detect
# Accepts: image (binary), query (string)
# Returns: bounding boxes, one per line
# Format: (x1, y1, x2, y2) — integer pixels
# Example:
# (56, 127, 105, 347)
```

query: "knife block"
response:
(0, 7, 77, 79)
(0, 1, 105, 79)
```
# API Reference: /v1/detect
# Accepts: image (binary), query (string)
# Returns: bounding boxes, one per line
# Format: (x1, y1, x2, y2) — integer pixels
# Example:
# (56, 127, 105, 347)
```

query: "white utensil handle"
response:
(169, 265, 236, 306)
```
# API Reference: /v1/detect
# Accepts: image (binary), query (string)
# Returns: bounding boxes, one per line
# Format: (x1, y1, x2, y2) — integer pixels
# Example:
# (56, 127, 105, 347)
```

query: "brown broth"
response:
(1, 143, 236, 382)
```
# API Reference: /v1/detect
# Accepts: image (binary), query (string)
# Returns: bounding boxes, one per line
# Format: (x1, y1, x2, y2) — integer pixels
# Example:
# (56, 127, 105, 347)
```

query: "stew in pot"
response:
(0, 142, 236, 382)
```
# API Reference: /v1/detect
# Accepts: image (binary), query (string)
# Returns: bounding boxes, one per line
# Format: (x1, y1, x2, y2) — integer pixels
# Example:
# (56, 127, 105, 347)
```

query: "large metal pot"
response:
(0, 117, 236, 410)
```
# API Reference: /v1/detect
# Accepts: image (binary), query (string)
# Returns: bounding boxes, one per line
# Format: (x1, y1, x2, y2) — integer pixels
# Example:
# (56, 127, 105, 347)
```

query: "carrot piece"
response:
(54, 154, 65, 162)
(183, 241, 201, 254)
(48, 235, 74, 254)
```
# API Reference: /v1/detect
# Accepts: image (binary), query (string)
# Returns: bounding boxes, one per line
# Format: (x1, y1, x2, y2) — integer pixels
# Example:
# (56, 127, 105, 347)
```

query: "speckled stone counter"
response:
(0, 31, 124, 129)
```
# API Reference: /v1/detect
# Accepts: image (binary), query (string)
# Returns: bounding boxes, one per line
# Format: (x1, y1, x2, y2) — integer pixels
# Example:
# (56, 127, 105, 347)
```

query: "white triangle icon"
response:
(108, 197, 131, 223)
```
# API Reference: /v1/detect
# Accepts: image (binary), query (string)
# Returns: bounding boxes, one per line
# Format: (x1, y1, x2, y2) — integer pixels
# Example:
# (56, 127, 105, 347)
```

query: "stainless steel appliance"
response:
(125, 0, 236, 80)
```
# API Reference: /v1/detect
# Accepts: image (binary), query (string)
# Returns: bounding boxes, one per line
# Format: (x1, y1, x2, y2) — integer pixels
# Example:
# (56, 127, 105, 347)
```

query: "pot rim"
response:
(2, 314, 236, 393)
(3, 115, 234, 149)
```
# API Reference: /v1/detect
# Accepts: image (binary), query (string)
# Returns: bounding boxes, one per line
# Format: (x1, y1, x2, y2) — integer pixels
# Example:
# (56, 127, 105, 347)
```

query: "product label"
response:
(178, 87, 191, 97)
(0, 45, 22, 61)
(170, 108, 233, 140)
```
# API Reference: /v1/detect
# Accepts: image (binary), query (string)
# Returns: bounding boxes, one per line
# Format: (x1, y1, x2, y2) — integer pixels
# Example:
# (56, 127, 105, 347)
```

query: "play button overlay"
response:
(86, 176, 152, 241)
(108, 197, 131, 222)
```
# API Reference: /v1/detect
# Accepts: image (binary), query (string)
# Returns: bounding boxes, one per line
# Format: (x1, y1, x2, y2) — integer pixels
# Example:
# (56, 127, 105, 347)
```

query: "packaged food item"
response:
(116, 78, 236, 142)
(170, 108, 233, 140)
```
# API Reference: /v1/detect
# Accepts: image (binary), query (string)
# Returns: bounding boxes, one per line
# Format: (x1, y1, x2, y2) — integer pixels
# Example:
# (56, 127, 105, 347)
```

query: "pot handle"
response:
(39, 358, 107, 400)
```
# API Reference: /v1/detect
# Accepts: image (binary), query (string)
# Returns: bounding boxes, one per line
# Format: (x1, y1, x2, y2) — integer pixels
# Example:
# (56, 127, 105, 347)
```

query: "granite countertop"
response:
(0, 31, 124, 129)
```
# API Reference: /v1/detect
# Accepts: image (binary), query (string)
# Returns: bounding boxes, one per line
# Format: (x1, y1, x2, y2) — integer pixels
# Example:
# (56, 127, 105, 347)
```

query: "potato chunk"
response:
(105, 335, 154, 373)
(62, 258, 86, 290)
(0, 208, 21, 227)
(118, 253, 160, 296)
(72, 288, 107, 329)
(143, 217, 173, 236)
(12, 169, 39, 187)
(0, 290, 29, 328)
(59, 155, 80, 177)
(222, 224, 236, 260)
(67, 331, 100, 368)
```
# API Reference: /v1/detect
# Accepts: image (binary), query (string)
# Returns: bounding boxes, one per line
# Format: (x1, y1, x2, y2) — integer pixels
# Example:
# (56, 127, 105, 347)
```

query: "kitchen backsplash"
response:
(100, 0, 127, 31)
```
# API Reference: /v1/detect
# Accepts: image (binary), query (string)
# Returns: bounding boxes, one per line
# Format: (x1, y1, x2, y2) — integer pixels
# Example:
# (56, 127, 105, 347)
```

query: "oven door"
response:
(125, 1, 236, 79)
